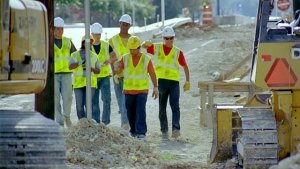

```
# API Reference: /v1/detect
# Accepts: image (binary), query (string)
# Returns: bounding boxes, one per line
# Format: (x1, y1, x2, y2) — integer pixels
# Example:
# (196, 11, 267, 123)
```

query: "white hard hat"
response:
(54, 17, 64, 27)
(91, 23, 103, 34)
(119, 14, 132, 25)
(162, 26, 175, 37)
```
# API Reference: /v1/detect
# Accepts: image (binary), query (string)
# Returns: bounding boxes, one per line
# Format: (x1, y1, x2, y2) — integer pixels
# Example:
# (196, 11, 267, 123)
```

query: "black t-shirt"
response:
(54, 38, 77, 54)
(93, 43, 113, 55)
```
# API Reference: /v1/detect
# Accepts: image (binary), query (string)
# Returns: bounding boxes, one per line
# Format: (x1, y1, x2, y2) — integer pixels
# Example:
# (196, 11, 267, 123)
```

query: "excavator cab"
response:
(210, 0, 300, 168)
(0, 0, 48, 94)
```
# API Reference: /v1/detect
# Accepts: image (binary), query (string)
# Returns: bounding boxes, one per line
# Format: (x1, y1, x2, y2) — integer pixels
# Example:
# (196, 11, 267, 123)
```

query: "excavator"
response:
(0, 0, 65, 168)
(210, 0, 300, 168)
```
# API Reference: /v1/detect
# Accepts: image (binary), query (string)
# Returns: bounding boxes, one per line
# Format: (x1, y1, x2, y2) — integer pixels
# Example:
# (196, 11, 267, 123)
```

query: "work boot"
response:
(64, 118, 72, 128)
(136, 135, 146, 141)
(171, 130, 180, 139)
(161, 132, 169, 140)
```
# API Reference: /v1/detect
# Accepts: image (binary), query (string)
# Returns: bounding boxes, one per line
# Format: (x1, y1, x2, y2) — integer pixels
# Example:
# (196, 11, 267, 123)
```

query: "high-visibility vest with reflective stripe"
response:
(110, 34, 130, 61)
(71, 51, 98, 88)
(152, 43, 180, 81)
(54, 37, 72, 73)
(123, 53, 150, 91)
(92, 41, 111, 78)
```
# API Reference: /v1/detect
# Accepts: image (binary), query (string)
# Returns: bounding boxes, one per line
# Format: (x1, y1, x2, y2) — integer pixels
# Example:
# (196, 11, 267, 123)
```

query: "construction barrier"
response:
(202, 5, 213, 26)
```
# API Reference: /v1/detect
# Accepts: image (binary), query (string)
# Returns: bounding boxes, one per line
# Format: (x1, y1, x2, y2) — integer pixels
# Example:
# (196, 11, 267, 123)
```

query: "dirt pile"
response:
(270, 145, 300, 169)
(65, 119, 161, 169)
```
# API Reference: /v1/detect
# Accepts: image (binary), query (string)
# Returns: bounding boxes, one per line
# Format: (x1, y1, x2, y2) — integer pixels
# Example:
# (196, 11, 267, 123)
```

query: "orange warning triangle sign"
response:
(265, 58, 297, 87)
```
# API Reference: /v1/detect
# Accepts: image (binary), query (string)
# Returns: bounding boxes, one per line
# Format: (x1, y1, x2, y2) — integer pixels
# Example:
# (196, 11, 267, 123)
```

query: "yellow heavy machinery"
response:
(0, 0, 65, 168)
(210, 0, 300, 168)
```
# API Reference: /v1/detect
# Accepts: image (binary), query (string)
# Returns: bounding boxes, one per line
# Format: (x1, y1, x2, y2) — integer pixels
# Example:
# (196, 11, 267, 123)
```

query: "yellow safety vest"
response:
(123, 53, 150, 91)
(110, 34, 130, 61)
(92, 41, 111, 78)
(54, 37, 72, 73)
(71, 51, 98, 88)
(152, 43, 180, 81)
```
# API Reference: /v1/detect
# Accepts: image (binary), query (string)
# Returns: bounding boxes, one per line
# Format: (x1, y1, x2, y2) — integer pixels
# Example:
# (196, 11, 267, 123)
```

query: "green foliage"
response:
(54, 0, 156, 26)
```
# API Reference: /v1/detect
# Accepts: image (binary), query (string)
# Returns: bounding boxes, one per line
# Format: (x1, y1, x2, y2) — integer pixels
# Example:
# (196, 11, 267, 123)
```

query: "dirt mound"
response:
(65, 119, 161, 168)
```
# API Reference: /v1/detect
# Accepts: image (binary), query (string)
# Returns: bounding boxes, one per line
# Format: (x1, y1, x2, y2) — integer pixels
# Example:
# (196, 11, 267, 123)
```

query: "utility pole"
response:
(35, 0, 54, 119)
(84, 0, 92, 119)
(131, 0, 136, 33)
(121, 0, 125, 15)
(161, 0, 165, 28)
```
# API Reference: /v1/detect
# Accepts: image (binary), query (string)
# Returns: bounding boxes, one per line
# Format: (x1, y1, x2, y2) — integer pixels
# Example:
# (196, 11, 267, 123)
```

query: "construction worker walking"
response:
(54, 17, 77, 128)
(109, 14, 132, 129)
(142, 26, 190, 139)
(69, 36, 100, 120)
(116, 36, 158, 139)
(91, 23, 117, 124)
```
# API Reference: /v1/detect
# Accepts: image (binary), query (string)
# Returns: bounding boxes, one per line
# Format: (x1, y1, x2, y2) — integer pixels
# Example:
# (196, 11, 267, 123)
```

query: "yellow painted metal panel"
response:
(252, 42, 300, 89)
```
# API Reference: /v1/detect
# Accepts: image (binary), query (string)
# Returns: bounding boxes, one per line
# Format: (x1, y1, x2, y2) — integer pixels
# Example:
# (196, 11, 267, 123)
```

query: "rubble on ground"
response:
(65, 119, 161, 168)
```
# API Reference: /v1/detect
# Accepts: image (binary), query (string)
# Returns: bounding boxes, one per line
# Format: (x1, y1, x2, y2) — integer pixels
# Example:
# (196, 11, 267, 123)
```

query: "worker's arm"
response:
(104, 45, 117, 66)
(92, 53, 101, 74)
(69, 53, 79, 70)
(183, 65, 190, 82)
(179, 51, 190, 92)
(148, 61, 158, 99)
(115, 59, 124, 74)
(70, 41, 77, 54)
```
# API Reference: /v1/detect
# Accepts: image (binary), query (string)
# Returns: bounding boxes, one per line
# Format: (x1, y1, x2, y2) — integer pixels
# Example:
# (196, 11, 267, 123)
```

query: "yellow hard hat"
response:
(127, 36, 141, 49)
(81, 35, 93, 42)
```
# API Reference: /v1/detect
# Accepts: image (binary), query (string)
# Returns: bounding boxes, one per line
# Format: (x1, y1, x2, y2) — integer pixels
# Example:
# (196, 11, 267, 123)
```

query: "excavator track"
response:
(237, 108, 278, 169)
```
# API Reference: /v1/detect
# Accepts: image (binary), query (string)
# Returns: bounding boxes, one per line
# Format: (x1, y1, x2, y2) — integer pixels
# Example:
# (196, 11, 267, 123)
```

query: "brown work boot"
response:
(64, 118, 72, 128)
(171, 130, 180, 139)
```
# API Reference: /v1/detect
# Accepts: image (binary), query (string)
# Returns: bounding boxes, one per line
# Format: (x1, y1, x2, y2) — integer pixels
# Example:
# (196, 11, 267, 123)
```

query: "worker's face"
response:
(54, 27, 63, 39)
(164, 36, 174, 46)
(92, 34, 101, 43)
(120, 22, 131, 32)
(130, 47, 140, 56)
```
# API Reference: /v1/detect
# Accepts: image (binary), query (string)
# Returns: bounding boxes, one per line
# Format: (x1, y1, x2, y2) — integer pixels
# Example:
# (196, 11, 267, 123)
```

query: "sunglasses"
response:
(120, 22, 130, 27)
(164, 37, 174, 40)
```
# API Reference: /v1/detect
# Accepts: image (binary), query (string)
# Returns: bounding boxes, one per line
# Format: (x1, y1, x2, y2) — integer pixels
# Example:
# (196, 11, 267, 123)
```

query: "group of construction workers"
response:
(54, 14, 190, 139)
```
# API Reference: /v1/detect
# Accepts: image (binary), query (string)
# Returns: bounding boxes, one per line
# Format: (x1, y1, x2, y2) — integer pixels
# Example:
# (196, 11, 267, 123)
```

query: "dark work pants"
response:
(125, 93, 148, 136)
(158, 79, 180, 133)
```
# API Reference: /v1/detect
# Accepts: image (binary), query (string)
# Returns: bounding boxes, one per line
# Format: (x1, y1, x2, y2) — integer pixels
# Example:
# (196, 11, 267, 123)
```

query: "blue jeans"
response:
(158, 79, 180, 133)
(74, 87, 95, 120)
(113, 77, 128, 125)
(92, 76, 111, 124)
(54, 73, 73, 125)
(125, 93, 148, 136)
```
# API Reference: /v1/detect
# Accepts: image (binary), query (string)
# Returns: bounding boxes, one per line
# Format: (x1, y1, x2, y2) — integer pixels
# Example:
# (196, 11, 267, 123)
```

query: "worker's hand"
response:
(113, 61, 120, 72)
(152, 87, 159, 100)
(103, 59, 110, 65)
(141, 40, 152, 48)
(183, 81, 190, 92)
(113, 74, 120, 84)
(91, 67, 100, 74)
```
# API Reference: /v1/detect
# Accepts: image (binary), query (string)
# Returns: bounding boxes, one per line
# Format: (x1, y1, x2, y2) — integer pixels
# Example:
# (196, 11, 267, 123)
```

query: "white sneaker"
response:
(64, 118, 72, 128)
(121, 123, 130, 130)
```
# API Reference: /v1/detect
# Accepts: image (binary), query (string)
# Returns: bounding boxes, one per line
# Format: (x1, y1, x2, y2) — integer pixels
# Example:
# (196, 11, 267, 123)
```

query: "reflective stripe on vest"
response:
(111, 34, 130, 61)
(54, 37, 72, 73)
(71, 51, 98, 88)
(123, 53, 150, 91)
(92, 41, 111, 78)
(152, 43, 180, 81)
